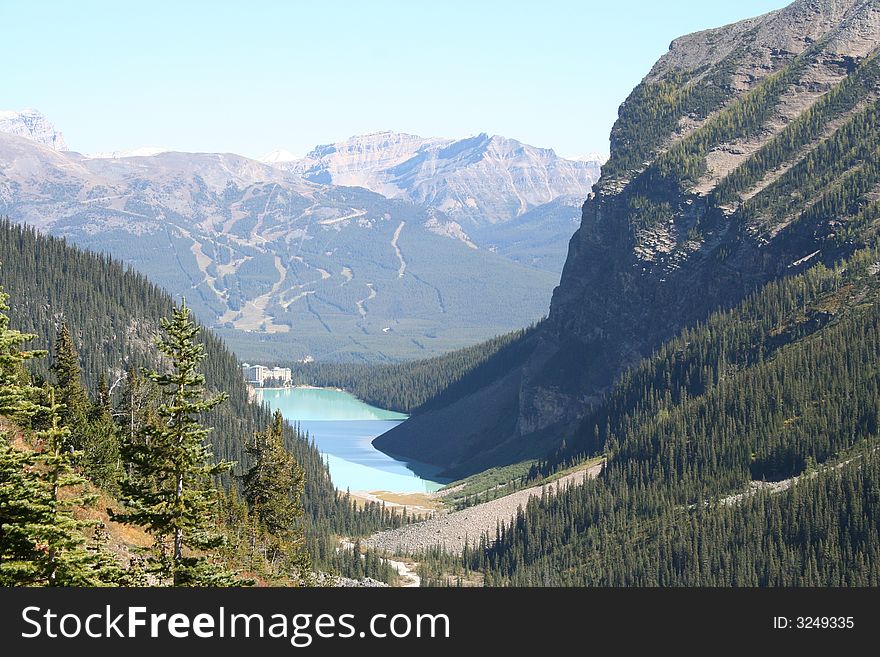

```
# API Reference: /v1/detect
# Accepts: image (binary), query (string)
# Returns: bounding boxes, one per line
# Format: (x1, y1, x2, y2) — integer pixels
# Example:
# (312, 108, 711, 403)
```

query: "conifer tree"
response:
(82, 377, 121, 492)
(113, 302, 238, 586)
(28, 389, 118, 585)
(0, 436, 45, 585)
(242, 409, 309, 580)
(0, 275, 48, 584)
(50, 323, 89, 444)
(52, 326, 121, 488)
(0, 274, 45, 421)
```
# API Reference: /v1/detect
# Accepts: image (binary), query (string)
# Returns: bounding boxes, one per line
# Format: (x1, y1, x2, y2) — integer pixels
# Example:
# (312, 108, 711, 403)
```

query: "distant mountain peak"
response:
(574, 152, 610, 165)
(302, 131, 440, 160)
(266, 131, 603, 225)
(0, 108, 67, 150)
(0, 130, 562, 363)
(259, 148, 299, 164)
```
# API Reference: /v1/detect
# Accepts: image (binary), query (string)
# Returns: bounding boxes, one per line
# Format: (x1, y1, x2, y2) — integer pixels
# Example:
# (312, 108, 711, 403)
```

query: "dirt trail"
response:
(385, 557, 420, 587)
(339, 540, 420, 587)
(719, 448, 878, 507)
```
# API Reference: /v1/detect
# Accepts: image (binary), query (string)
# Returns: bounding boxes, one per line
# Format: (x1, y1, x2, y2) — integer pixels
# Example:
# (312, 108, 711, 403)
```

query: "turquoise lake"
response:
(256, 387, 447, 493)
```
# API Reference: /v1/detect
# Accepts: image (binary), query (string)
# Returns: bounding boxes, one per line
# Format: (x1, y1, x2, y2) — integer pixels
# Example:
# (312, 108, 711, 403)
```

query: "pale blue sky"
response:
(1, 0, 791, 159)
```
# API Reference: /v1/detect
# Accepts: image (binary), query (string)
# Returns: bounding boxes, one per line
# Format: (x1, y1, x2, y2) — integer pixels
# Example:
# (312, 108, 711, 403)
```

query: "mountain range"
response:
(0, 114, 602, 362)
(264, 131, 601, 227)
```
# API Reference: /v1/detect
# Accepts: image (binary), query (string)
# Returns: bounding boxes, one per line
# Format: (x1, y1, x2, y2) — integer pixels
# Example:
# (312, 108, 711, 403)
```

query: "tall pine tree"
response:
(243, 409, 310, 581)
(0, 273, 47, 584)
(50, 323, 89, 444)
(29, 389, 119, 586)
(0, 271, 44, 421)
(82, 375, 122, 492)
(113, 302, 238, 586)
(52, 324, 120, 488)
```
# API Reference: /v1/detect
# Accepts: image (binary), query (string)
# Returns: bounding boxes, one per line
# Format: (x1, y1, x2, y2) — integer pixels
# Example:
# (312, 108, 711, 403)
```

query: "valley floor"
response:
(365, 461, 604, 555)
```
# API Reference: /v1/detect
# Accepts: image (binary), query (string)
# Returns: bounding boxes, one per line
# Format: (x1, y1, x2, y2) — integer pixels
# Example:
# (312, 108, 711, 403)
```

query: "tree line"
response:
(282, 326, 534, 414)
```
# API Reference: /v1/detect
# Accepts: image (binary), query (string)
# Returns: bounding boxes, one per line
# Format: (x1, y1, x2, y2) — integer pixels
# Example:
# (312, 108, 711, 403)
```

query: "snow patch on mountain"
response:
(260, 148, 299, 164)
(574, 151, 609, 165)
(87, 147, 170, 159)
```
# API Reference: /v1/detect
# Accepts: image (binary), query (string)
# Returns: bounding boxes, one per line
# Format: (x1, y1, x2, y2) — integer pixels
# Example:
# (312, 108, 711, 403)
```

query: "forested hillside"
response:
(421, 244, 880, 585)
(0, 219, 404, 583)
(0, 219, 329, 499)
(283, 326, 533, 413)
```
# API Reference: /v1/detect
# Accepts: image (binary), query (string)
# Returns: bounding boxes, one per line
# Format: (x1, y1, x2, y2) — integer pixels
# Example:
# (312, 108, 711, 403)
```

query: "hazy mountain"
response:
(264, 132, 447, 196)
(376, 0, 880, 476)
(471, 195, 586, 273)
(573, 151, 609, 164)
(262, 131, 602, 275)
(0, 131, 558, 363)
(264, 131, 602, 228)
(259, 148, 299, 164)
(0, 108, 67, 151)
(87, 146, 170, 159)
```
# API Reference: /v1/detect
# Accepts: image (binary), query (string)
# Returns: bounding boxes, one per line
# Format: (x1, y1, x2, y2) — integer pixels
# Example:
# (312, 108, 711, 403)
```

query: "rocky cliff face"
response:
(0, 108, 67, 150)
(266, 131, 601, 227)
(375, 0, 880, 477)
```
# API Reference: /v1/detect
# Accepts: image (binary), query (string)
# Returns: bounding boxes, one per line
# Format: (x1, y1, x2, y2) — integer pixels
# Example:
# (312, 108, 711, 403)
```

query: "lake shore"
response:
(253, 383, 350, 393)
(348, 490, 441, 517)
(249, 383, 346, 401)
(257, 386, 433, 492)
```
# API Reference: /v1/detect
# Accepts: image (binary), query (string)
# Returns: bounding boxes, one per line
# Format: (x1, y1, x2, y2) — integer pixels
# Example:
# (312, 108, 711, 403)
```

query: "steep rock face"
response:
(267, 131, 601, 227)
(281, 132, 441, 195)
(0, 109, 67, 150)
(389, 133, 600, 226)
(375, 0, 880, 477)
